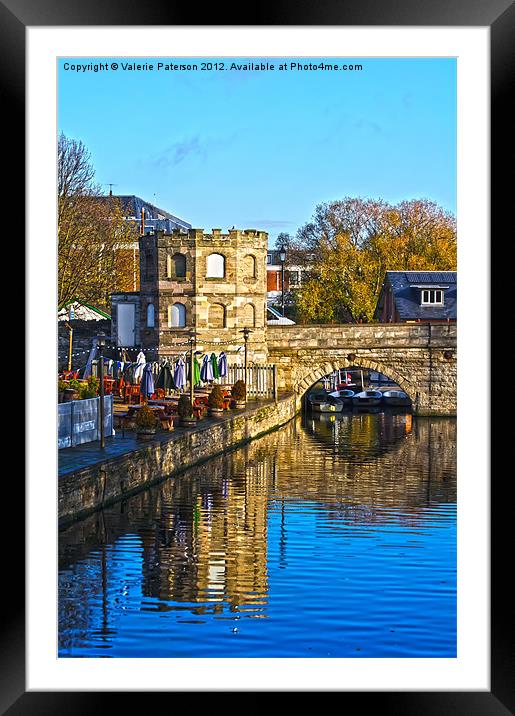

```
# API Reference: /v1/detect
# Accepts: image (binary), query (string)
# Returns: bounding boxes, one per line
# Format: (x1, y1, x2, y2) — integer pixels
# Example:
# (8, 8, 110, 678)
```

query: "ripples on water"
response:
(58, 412, 456, 658)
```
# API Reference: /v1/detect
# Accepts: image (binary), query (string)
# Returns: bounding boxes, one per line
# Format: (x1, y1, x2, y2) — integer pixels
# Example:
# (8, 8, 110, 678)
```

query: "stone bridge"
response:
(265, 323, 457, 416)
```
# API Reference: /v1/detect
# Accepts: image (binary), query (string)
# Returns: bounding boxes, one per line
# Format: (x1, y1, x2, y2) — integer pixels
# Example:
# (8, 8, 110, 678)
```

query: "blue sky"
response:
(58, 57, 456, 244)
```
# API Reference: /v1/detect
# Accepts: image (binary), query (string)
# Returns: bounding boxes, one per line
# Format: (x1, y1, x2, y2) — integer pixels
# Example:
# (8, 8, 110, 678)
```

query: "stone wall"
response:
(59, 393, 298, 526)
(139, 228, 269, 361)
(266, 323, 457, 416)
(58, 319, 111, 370)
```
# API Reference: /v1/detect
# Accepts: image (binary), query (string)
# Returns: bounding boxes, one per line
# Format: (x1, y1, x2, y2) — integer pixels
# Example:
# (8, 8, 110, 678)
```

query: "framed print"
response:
(4, 0, 509, 710)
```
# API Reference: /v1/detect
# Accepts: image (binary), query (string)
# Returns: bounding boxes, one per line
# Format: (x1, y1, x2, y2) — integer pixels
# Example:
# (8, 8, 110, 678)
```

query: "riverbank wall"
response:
(59, 393, 299, 527)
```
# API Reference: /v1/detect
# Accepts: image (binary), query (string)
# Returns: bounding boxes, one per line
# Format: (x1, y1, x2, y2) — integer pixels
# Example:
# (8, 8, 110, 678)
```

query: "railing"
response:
(227, 364, 277, 399)
(58, 395, 114, 449)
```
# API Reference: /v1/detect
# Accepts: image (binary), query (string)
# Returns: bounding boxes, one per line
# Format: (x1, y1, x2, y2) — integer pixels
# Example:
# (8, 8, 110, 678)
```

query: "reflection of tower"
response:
(193, 454, 270, 609)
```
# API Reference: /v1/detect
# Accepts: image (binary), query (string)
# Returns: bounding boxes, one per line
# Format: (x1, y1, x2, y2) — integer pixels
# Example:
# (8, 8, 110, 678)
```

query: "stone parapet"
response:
(59, 394, 298, 526)
(266, 323, 457, 416)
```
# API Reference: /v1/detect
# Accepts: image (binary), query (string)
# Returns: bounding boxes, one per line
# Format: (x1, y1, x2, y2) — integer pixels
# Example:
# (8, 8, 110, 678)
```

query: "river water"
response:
(58, 411, 456, 658)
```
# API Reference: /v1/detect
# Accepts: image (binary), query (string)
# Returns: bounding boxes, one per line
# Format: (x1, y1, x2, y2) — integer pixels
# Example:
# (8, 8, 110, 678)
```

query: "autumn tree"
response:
(293, 197, 456, 323)
(58, 133, 139, 310)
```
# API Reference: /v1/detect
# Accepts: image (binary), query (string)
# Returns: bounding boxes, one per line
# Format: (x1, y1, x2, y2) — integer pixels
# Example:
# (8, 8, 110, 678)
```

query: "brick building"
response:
(266, 249, 310, 302)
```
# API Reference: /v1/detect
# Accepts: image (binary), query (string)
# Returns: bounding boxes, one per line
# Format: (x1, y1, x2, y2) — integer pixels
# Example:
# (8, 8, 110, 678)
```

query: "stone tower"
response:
(138, 227, 269, 362)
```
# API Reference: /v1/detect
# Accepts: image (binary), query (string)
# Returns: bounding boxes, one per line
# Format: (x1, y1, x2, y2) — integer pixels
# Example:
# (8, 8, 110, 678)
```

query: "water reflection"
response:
(59, 413, 456, 658)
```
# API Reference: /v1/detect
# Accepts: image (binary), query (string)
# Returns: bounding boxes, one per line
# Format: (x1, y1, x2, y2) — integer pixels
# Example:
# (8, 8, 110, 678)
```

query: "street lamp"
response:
(188, 335, 195, 414)
(97, 332, 106, 448)
(279, 244, 287, 317)
(240, 327, 252, 386)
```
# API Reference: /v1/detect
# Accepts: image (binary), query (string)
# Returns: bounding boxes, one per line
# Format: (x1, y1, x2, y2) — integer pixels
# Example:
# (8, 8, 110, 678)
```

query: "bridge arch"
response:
(265, 323, 457, 416)
(297, 358, 414, 402)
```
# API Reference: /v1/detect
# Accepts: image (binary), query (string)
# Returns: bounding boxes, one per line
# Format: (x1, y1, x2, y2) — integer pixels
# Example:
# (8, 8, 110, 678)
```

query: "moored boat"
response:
(326, 395, 344, 412)
(351, 389, 383, 407)
(329, 389, 355, 406)
(382, 389, 411, 407)
(308, 391, 338, 413)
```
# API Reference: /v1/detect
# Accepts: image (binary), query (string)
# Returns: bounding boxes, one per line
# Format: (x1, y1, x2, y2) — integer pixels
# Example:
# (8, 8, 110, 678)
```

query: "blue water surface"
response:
(58, 412, 456, 658)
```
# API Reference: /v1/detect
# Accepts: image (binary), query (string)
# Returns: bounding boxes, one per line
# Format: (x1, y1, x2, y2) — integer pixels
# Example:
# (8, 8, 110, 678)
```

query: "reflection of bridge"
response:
(266, 323, 457, 416)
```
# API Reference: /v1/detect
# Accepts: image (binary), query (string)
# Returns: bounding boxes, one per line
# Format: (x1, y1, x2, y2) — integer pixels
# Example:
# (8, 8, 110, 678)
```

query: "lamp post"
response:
(66, 322, 73, 372)
(66, 304, 74, 371)
(279, 244, 287, 317)
(189, 335, 195, 414)
(240, 327, 252, 387)
(97, 332, 106, 448)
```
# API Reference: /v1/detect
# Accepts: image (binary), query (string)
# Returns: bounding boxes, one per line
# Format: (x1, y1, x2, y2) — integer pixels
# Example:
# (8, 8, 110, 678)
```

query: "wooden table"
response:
(148, 399, 178, 416)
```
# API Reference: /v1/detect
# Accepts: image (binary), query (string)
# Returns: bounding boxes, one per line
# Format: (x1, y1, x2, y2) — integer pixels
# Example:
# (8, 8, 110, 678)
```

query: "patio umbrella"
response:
(186, 354, 201, 386)
(173, 358, 187, 391)
(193, 354, 201, 386)
(200, 354, 214, 383)
(140, 363, 155, 400)
(134, 349, 146, 382)
(218, 351, 228, 379)
(83, 342, 98, 379)
(210, 352, 220, 380)
(156, 364, 175, 392)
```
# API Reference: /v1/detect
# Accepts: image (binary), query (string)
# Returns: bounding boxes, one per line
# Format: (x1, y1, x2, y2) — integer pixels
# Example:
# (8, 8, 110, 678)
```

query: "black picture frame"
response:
(7, 0, 507, 710)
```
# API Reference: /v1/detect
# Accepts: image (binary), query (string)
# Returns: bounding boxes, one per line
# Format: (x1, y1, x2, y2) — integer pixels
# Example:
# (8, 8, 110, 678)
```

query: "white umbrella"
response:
(134, 349, 146, 382)
(173, 358, 187, 391)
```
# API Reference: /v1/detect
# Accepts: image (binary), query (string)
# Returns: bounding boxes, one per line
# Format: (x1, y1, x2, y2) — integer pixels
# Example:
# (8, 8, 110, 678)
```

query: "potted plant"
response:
(207, 384, 225, 416)
(63, 378, 81, 402)
(79, 375, 100, 400)
(178, 395, 197, 427)
(231, 379, 246, 409)
(58, 379, 68, 403)
(135, 404, 158, 440)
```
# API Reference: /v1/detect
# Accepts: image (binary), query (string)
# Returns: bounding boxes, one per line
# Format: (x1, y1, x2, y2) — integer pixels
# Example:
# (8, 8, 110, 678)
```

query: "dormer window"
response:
(421, 289, 444, 305)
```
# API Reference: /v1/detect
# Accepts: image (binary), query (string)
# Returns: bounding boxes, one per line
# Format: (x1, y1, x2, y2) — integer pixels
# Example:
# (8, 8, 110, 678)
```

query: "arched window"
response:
(206, 253, 225, 278)
(146, 303, 155, 328)
(209, 303, 226, 329)
(167, 253, 186, 278)
(243, 254, 256, 278)
(241, 303, 255, 327)
(168, 302, 186, 328)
